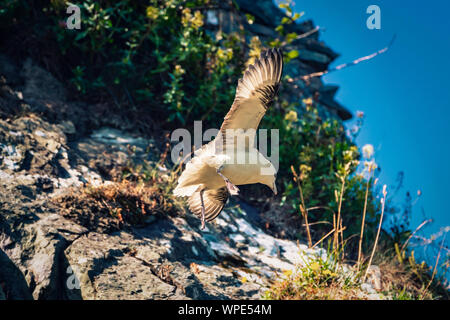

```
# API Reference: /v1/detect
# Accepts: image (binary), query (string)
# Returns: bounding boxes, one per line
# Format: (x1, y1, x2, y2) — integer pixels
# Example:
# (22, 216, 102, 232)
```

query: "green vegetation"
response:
(263, 253, 367, 300)
(1, 0, 447, 299)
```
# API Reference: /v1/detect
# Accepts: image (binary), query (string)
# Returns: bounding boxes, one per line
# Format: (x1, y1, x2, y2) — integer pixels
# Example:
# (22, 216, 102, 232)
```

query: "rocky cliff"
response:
(0, 1, 386, 300)
(209, 0, 352, 120)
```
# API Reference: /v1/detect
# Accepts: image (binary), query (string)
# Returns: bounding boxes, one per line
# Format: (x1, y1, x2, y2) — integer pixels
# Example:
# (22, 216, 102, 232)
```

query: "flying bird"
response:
(173, 48, 283, 229)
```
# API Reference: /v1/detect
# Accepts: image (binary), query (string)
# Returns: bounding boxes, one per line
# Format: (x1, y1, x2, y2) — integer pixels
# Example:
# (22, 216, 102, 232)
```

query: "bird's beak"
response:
(272, 183, 278, 195)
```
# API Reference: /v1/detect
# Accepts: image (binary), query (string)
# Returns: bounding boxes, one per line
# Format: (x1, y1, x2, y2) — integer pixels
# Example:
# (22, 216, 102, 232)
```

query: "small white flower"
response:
(362, 144, 374, 159)
(364, 160, 377, 172)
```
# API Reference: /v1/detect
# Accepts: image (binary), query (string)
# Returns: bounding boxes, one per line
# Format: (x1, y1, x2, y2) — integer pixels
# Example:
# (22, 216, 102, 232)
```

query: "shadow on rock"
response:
(0, 249, 33, 300)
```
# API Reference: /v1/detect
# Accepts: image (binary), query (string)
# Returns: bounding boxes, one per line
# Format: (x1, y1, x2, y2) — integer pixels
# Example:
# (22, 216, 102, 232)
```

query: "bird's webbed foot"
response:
(200, 189, 206, 230)
(216, 166, 239, 196)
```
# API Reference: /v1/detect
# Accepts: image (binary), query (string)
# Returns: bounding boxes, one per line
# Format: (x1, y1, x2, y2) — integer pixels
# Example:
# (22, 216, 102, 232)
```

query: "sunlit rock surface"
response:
(0, 1, 372, 300)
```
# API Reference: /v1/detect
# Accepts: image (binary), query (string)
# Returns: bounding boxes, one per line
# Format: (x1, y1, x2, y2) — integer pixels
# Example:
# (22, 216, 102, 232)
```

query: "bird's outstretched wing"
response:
(216, 48, 283, 149)
(187, 187, 228, 222)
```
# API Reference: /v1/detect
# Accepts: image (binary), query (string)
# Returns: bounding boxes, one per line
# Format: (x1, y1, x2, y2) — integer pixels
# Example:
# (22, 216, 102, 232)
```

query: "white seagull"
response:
(173, 48, 283, 229)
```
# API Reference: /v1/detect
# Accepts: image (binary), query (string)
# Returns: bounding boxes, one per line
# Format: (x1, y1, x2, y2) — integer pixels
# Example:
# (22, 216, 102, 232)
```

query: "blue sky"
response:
(290, 1, 450, 240)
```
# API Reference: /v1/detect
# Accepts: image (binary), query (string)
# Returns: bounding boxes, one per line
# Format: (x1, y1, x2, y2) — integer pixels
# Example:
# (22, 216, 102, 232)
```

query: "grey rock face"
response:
(0, 107, 332, 299)
(205, 0, 351, 121)
(0, 0, 360, 300)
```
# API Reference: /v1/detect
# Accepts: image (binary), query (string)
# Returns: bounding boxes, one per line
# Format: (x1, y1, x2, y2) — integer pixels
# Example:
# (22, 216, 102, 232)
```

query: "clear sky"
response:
(290, 1, 450, 240)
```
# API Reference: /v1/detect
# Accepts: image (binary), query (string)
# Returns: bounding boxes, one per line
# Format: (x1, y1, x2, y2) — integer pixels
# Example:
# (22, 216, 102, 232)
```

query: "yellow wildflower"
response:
(284, 110, 298, 122)
(309, 261, 320, 272)
(283, 269, 293, 277)
(217, 48, 233, 62)
(323, 269, 338, 277)
(146, 6, 159, 20)
(299, 164, 311, 181)
(191, 10, 204, 29)
(174, 64, 185, 76)
(181, 8, 192, 27)
(181, 8, 204, 29)
(246, 36, 262, 66)
(302, 97, 313, 106)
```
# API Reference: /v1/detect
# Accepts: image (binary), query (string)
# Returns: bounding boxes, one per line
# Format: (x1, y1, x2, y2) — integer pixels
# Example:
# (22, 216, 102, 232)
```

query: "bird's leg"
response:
(217, 166, 239, 196)
(199, 189, 206, 230)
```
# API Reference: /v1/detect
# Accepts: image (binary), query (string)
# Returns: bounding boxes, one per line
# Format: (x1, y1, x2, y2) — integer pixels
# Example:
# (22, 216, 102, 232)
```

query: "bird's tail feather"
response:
(173, 184, 199, 197)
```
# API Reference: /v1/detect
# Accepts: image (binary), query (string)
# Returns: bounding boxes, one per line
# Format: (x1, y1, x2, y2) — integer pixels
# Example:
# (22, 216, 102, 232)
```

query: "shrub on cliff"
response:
(1, 0, 447, 299)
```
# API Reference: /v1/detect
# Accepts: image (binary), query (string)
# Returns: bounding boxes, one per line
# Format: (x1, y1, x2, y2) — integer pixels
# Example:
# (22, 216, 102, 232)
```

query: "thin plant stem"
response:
(364, 187, 387, 281)
(400, 219, 433, 253)
(299, 35, 396, 81)
(280, 26, 320, 47)
(312, 226, 346, 249)
(334, 177, 346, 259)
(312, 228, 335, 249)
(420, 234, 446, 299)
(291, 166, 313, 247)
(299, 187, 313, 248)
(340, 218, 345, 261)
(357, 176, 371, 270)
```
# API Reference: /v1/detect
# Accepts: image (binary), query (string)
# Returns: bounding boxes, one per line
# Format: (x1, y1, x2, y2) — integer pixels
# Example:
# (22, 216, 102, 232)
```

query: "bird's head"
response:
(260, 165, 277, 195)
(270, 180, 277, 195)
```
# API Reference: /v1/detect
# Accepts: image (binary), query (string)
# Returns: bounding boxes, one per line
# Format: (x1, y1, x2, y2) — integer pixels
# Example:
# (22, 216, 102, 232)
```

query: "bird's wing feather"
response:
(216, 48, 283, 151)
(188, 187, 228, 222)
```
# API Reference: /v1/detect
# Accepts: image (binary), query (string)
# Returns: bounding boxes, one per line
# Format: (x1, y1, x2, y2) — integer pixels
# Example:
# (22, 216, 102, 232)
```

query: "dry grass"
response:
(264, 255, 368, 300)
(54, 177, 179, 233)
(264, 243, 448, 300)
(374, 244, 449, 300)
(53, 147, 185, 233)
(265, 280, 364, 300)
(265, 155, 449, 300)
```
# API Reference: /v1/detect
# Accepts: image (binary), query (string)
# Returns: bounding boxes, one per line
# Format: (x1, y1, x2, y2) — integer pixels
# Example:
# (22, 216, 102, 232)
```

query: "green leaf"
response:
(74, 31, 88, 41)
(275, 25, 284, 34)
(281, 17, 291, 24)
(285, 32, 298, 43)
(245, 14, 255, 25)
(287, 50, 299, 59)
(292, 12, 304, 21)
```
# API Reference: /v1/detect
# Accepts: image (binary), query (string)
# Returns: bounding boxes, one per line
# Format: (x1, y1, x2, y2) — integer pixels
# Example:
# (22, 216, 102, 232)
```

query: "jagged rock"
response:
(0, 63, 26, 119)
(0, 248, 33, 300)
(0, 284, 6, 300)
(209, 0, 351, 121)
(0, 207, 88, 300)
(235, 0, 314, 36)
(21, 58, 66, 104)
(235, 0, 286, 28)
(0, 0, 361, 301)
(22, 214, 88, 299)
(298, 49, 332, 65)
(297, 38, 340, 61)
(63, 231, 178, 300)
(318, 85, 352, 120)
(0, 54, 22, 86)
(73, 127, 157, 179)
(246, 23, 278, 38)
(365, 265, 382, 291)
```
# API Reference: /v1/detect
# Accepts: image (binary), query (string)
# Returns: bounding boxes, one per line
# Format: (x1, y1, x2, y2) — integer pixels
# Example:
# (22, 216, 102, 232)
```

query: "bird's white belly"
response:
(221, 163, 263, 186)
(199, 149, 273, 188)
(220, 149, 271, 185)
